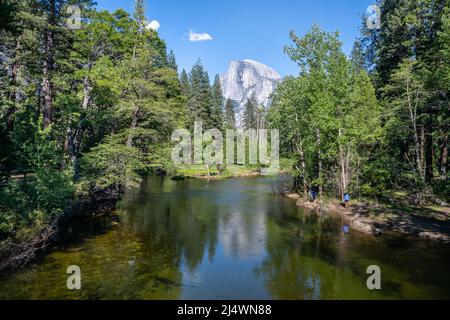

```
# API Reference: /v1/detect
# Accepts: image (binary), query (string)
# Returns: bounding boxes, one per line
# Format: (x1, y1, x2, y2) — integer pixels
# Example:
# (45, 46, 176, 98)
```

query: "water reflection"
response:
(1, 176, 449, 300)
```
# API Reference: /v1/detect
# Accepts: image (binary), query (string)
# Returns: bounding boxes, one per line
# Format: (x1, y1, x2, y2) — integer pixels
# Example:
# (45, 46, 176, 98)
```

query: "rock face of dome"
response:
(220, 60, 281, 128)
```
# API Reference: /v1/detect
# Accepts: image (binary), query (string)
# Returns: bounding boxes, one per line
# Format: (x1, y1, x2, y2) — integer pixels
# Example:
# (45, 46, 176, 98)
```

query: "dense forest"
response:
(268, 0, 449, 204)
(0, 0, 227, 270)
(0, 0, 449, 271)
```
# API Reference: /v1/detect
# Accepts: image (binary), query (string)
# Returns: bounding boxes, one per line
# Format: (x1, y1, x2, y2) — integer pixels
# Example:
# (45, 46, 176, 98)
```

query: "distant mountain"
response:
(220, 60, 281, 128)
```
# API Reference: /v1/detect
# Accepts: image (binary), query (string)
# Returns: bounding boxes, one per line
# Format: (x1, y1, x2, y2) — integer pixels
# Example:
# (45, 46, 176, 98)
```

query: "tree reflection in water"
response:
(1, 176, 450, 300)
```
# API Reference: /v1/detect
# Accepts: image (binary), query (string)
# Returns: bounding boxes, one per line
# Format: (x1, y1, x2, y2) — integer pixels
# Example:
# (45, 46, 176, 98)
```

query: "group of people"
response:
(307, 186, 351, 208)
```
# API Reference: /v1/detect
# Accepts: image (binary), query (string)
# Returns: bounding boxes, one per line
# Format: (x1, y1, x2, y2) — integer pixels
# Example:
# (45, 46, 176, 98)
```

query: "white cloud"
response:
(188, 30, 213, 42)
(146, 20, 160, 31)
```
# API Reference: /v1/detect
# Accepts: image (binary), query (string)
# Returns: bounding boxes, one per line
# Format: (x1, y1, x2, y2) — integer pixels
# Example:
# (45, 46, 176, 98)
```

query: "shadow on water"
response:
(1, 176, 449, 300)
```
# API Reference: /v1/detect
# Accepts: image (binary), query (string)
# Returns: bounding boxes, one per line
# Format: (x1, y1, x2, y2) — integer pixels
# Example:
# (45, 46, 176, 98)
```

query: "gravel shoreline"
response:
(286, 193, 450, 244)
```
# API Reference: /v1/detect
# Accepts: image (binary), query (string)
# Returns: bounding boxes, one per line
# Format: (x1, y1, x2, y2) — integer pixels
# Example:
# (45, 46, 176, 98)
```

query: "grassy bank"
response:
(175, 165, 264, 180)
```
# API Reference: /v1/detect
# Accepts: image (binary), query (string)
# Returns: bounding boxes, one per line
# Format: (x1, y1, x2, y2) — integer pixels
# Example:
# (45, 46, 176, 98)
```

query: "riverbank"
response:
(0, 186, 121, 273)
(175, 165, 264, 180)
(286, 193, 450, 243)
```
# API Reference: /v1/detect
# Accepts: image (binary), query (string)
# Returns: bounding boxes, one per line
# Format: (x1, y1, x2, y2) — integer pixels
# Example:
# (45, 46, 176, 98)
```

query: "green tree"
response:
(167, 49, 178, 71)
(224, 99, 236, 129)
(360, 0, 449, 199)
(179, 69, 190, 97)
(0, 0, 188, 266)
(381, 59, 429, 203)
(243, 93, 259, 130)
(211, 74, 224, 130)
(188, 59, 213, 128)
(133, 0, 146, 29)
(350, 39, 366, 72)
(269, 25, 382, 199)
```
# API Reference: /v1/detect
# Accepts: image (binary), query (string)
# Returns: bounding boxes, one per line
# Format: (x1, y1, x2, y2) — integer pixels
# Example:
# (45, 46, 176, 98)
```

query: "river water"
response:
(1, 176, 449, 300)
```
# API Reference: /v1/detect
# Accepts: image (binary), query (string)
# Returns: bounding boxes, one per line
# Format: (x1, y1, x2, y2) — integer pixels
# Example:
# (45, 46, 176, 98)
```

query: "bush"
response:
(78, 136, 145, 192)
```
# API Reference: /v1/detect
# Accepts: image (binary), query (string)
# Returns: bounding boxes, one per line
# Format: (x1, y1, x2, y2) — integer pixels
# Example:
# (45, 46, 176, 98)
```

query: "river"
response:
(1, 176, 449, 299)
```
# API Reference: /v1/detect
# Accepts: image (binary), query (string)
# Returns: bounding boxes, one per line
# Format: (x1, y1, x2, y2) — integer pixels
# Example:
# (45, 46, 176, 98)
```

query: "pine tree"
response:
(167, 49, 178, 71)
(437, 3, 450, 181)
(243, 93, 259, 129)
(211, 74, 224, 130)
(360, 0, 449, 194)
(224, 99, 236, 129)
(350, 39, 366, 72)
(188, 59, 213, 128)
(180, 69, 190, 97)
(133, 0, 146, 29)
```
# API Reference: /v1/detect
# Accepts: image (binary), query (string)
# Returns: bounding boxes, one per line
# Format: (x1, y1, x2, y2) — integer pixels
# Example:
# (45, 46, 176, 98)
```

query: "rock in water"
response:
(220, 59, 281, 128)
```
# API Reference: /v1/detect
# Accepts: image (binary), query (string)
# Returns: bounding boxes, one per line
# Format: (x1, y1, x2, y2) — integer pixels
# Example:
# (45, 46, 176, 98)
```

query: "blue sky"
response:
(96, 0, 374, 78)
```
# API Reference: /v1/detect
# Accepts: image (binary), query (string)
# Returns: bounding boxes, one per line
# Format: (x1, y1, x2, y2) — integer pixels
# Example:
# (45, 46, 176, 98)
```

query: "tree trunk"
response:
(420, 125, 426, 178)
(338, 128, 348, 200)
(41, 0, 56, 128)
(66, 124, 84, 178)
(65, 74, 92, 176)
(295, 140, 308, 197)
(6, 40, 21, 131)
(406, 78, 424, 181)
(127, 108, 140, 148)
(316, 128, 323, 197)
(82, 75, 92, 110)
(425, 124, 434, 182)
(413, 118, 423, 180)
(441, 134, 448, 178)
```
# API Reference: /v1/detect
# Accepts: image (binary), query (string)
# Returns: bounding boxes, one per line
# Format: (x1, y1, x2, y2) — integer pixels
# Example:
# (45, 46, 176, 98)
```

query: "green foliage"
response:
(360, 0, 449, 202)
(133, 0, 147, 28)
(0, 118, 72, 241)
(350, 39, 366, 72)
(243, 93, 259, 129)
(269, 25, 382, 198)
(0, 0, 188, 248)
(79, 137, 144, 192)
(179, 69, 190, 97)
(270, 0, 449, 202)
(167, 50, 178, 71)
(0, 0, 448, 253)
(211, 74, 224, 130)
(19, 117, 73, 213)
(181, 63, 226, 131)
(224, 98, 236, 129)
(187, 60, 214, 127)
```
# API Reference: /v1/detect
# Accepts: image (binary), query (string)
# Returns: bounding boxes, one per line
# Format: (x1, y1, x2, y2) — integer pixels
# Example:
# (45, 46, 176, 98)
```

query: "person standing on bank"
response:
(344, 193, 351, 208)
